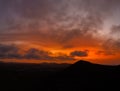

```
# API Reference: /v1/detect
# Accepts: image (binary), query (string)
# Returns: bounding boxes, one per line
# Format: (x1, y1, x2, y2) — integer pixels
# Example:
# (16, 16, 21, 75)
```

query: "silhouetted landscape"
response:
(0, 60, 120, 91)
(1, 0, 120, 90)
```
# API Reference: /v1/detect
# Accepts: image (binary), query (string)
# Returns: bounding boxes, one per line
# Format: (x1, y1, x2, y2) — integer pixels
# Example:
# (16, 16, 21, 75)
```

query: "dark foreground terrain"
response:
(0, 60, 120, 91)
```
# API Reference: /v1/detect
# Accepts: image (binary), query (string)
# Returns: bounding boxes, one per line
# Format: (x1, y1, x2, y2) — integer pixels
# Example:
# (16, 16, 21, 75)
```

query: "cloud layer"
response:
(70, 50, 88, 57)
(0, 44, 89, 61)
(0, 0, 120, 64)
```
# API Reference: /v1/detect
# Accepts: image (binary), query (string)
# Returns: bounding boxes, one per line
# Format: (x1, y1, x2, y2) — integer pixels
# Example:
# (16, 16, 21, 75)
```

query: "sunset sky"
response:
(0, 0, 120, 65)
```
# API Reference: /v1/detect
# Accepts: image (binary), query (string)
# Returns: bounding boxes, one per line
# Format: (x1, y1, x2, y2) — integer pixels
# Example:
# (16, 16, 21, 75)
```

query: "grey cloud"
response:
(99, 24, 120, 54)
(54, 53, 75, 61)
(46, 12, 103, 43)
(49, 29, 82, 43)
(101, 38, 120, 55)
(13, 0, 55, 19)
(0, 0, 115, 29)
(111, 25, 120, 36)
(0, 0, 120, 47)
(70, 50, 89, 57)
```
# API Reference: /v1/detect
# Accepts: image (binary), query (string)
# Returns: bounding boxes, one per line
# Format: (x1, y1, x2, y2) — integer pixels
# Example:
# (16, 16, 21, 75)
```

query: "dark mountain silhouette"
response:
(45, 60, 120, 90)
(63, 60, 119, 73)
(0, 60, 120, 91)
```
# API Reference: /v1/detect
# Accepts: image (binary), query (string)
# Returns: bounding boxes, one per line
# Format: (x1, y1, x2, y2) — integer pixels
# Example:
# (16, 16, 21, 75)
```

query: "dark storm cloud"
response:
(24, 48, 75, 61)
(0, 44, 75, 61)
(0, 44, 21, 59)
(24, 48, 52, 60)
(54, 54, 75, 61)
(70, 50, 89, 57)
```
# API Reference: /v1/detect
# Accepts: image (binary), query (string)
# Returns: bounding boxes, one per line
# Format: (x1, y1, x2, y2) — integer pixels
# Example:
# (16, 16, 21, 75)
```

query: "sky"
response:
(0, 0, 120, 65)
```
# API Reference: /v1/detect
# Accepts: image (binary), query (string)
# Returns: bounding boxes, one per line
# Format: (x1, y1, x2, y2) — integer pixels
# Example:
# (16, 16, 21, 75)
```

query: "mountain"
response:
(63, 60, 119, 74)
(46, 60, 120, 90)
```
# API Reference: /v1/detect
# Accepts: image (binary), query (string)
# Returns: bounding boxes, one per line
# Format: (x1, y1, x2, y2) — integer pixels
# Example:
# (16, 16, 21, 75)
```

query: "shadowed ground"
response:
(0, 60, 120, 91)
